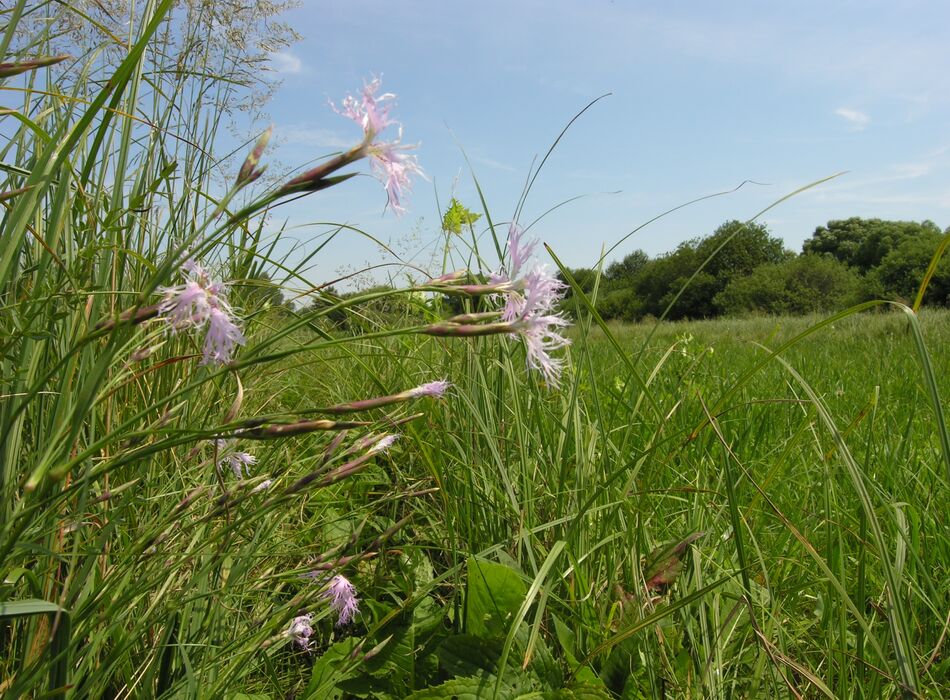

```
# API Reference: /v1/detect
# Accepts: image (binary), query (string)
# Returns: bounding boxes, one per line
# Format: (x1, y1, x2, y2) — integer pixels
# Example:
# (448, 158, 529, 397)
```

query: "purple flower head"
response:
(368, 434, 399, 455)
(203, 305, 247, 366)
(513, 313, 571, 386)
(322, 575, 359, 627)
(287, 613, 314, 649)
(251, 478, 273, 494)
(363, 130, 423, 215)
(333, 78, 424, 215)
(409, 379, 451, 398)
(159, 261, 246, 364)
(485, 225, 571, 384)
(501, 265, 567, 323)
(490, 224, 538, 286)
(334, 77, 396, 139)
(161, 279, 209, 326)
(507, 224, 538, 279)
(215, 439, 257, 479)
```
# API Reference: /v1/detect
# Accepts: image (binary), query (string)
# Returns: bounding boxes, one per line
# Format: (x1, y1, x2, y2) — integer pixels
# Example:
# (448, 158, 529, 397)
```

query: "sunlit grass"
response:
(1, 2, 948, 698)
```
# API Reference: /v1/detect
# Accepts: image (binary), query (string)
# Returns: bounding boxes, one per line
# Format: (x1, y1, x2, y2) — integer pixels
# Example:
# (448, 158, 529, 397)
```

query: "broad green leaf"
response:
(542, 682, 614, 700)
(304, 637, 360, 698)
(436, 634, 501, 677)
(0, 598, 66, 618)
(404, 670, 535, 699)
(464, 557, 527, 639)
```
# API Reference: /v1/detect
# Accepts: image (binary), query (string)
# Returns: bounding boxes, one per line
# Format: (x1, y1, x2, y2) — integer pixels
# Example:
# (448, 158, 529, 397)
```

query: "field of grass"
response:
(2, 3, 948, 698)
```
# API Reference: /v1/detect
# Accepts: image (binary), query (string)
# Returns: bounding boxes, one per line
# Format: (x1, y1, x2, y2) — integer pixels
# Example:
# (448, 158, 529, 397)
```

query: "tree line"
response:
(564, 217, 950, 321)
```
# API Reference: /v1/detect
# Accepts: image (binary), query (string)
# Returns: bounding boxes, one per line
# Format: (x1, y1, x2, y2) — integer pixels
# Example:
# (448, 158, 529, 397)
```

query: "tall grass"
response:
(0, 2, 439, 696)
(2, 2, 949, 699)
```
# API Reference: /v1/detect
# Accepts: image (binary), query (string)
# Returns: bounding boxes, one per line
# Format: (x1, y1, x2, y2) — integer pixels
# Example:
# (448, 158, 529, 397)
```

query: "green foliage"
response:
(803, 217, 942, 272)
(559, 267, 599, 312)
(716, 254, 864, 315)
(604, 250, 649, 282)
(871, 233, 950, 303)
(3, 4, 950, 699)
(441, 198, 482, 235)
(601, 218, 950, 321)
(600, 221, 789, 320)
(597, 287, 644, 322)
(464, 558, 527, 638)
(695, 220, 791, 281)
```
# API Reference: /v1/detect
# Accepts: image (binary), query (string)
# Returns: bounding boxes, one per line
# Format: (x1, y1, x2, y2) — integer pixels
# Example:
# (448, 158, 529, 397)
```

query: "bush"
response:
(715, 254, 863, 315)
(870, 235, 950, 304)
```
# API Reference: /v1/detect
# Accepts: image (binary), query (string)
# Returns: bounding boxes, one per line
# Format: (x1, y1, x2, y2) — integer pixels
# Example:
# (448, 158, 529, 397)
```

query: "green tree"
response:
(632, 221, 788, 320)
(716, 254, 863, 315)
(558, 268, 600, 314)
(695, 220, 790, 282)
(598, 287, 644, 321)
(803, 218, 942, 272)
(870, 233, 950, 304)
(605, 250, 650, 283)
(631, 242, 700, 319)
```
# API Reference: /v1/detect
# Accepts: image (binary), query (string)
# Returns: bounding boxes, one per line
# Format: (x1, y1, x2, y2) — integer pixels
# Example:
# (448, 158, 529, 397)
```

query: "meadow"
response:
(1, 2, 948, 698)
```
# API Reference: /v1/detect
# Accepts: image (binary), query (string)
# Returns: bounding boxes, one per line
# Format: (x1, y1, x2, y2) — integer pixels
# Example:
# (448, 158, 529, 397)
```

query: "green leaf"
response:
(542, 682, 614, 700)
(404, 671, 535, 699)
(0, 599, 66, 618)
(464, 557, 527, 639)
(0, 599, 70, 692)
(436, 634, 502, 677)
(441, 197, 481, 235)
(304, 637, 360, 698)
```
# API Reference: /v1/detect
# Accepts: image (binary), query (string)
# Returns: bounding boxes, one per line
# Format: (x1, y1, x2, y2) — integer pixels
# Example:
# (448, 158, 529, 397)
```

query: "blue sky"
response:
(253, 0, 950, 287)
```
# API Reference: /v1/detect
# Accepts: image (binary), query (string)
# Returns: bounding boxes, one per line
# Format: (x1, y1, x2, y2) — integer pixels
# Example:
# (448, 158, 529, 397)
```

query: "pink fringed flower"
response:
(333, 78, 423, 215)
(506, 224, 538, 280)
(251, 478, 273, 494)
(368, 434, 399, 455)
(409, 379, 451, 398)
(492, 225, 571, 384)
(322, 575, 359, 627)
(159, 261, 246, 365)
(337, 78, 396, 136)
(364, 137, 424, 215)
(503, 265, 568, 323)
(287, 613, 313, 649)
(515, 313, 571, 385)
(215, 439, 257, 479)
(204, 306, 246, 366)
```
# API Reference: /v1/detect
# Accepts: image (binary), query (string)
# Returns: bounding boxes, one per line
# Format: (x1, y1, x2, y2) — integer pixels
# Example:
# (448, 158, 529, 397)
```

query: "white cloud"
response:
(891, 162, 931, 179)
(279, 125, 350, 149)
(270, 51, 302, 75)
(471, 154, 517, 172)
(834, 107, 870, 131)
(808, 190, 950, 207)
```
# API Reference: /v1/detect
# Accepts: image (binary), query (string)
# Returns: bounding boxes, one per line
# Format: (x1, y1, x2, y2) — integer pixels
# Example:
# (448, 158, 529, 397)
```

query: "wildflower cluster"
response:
(99, 76, 572, 667)
(285, 573, 359, 648)
(423, 224, 572, 385)
(494, 225, 571, 383)
(158, 260, 246, 365)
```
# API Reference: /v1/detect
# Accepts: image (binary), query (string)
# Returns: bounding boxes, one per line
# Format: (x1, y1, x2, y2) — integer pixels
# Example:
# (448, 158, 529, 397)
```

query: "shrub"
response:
(715, 254, 863, 315)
